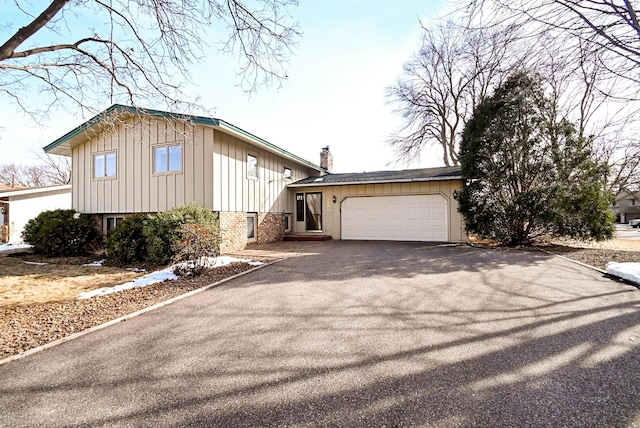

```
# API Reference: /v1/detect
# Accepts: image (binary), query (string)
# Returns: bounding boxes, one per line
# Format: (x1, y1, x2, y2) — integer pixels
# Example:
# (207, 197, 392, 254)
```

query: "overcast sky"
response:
(1, 0, 449, 173)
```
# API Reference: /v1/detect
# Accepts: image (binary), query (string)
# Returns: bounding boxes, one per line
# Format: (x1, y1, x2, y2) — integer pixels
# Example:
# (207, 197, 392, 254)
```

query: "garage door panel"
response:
(342, 195, 448, 242)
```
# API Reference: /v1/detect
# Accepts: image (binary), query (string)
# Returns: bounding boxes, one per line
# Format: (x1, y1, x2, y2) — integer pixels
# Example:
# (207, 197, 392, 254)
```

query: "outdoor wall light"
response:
(332, 196, 337, 203)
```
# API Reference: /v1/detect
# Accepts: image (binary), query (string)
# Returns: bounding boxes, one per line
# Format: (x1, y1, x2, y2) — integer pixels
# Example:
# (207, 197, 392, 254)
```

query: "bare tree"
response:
(462, 0, 640, 86)
(34, 152, 72, 185)
(0, 163, 69, 187)
(387, 21, 521, 166)
(0, 1, 301, 120)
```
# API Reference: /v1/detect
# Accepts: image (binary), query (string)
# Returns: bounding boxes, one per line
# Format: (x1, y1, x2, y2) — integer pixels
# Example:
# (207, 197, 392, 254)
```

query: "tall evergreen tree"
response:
(457, 71, 614, 245)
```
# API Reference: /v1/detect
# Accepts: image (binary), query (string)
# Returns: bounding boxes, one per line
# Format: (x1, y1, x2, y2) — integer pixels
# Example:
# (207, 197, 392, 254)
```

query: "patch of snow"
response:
(607, 262, 640, 285)
(126, 267, 147, 272)
(314, 177, 323, 182)
(78, 266, 179, 300)
(82, 259, 105, 267)
(0, 243, 32, 252)
(77, 256, 263, 300)
(23, 261, 47, 266)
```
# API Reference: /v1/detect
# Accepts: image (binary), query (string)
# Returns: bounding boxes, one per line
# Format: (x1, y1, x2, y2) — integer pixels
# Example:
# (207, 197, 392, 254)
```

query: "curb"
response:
(0, 259, 280, 367)
(539, 249, 607, 274)
(541, 249, 640, 289)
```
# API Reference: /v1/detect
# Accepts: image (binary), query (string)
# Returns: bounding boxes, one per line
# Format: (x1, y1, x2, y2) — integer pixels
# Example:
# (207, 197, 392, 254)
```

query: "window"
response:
(247, 213, 257, 241)
(284, 214, 292, 232)
(283, 167, 292, 179)
(94, 152, 116, 178)
(631, 199, 637, 206)
(154, 144, 182, 173)
(247, 154, 258, 179)
(105, 216, 124, 234)
(296, 193, 304, 222)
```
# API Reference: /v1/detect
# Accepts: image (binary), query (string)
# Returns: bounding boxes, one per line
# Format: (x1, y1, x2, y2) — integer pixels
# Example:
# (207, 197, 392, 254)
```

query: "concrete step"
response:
(282, 234, 333, 242)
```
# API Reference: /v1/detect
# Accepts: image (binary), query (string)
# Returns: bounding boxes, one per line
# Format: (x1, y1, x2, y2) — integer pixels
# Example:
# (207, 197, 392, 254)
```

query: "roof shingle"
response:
(289, 166, 461, 187)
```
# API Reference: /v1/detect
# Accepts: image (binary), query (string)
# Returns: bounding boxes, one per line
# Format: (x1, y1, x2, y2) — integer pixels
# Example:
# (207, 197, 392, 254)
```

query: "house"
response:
(611, 189, 640, 223)
(0, 184, 72, 244)
(43, 104, 466, 253)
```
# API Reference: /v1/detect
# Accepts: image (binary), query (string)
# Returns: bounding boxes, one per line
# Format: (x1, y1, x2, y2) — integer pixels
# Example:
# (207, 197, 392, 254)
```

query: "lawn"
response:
(0, 255, 143, 306)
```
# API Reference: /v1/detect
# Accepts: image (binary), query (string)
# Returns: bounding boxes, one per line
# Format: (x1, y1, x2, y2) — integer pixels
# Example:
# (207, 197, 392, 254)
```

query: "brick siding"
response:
(220, 211, 285, 253)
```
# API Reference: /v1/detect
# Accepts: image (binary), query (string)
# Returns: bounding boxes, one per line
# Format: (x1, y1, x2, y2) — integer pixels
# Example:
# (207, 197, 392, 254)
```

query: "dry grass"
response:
(0, 256, 144, 307)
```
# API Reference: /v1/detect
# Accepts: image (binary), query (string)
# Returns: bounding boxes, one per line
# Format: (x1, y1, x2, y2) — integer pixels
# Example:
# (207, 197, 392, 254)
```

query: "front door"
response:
(295, 192, 323, 231)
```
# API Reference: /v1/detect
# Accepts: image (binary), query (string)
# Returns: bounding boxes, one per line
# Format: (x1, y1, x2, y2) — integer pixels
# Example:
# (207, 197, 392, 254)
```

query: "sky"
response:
(0, 0, 451, 173)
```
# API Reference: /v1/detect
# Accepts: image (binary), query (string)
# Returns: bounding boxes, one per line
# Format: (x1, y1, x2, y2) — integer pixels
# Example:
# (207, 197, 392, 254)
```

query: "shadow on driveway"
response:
(0, 241, 639, 427)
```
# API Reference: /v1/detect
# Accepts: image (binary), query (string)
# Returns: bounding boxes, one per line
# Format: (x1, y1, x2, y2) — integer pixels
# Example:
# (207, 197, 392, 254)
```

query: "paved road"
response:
(616, 224, 640, 241)
(1, 241, 639, 427)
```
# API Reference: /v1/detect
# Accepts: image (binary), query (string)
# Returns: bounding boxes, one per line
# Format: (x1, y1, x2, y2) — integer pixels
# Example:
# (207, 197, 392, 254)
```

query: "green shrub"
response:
(172, 223, 221, 276)
(106, 215, 149, 263)
(143, 203, 219, 265)
(22, 209, 101, 257)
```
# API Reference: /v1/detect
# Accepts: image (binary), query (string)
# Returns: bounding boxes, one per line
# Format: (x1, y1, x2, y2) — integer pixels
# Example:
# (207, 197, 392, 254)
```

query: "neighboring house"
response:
(611, 189, 640, 223)
(43, 104, 466, 253)
(0, 185, 72, 244)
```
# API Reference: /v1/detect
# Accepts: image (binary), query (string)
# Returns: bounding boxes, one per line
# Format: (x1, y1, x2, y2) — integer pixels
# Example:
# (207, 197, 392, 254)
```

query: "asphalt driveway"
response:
(1, 241, 639, 427)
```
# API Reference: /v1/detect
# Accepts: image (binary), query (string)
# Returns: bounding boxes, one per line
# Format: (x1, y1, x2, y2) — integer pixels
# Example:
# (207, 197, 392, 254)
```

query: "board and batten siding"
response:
(291, 180, 466, 242)
(211, 129, 315, 213)
(72, 118, 318, 215)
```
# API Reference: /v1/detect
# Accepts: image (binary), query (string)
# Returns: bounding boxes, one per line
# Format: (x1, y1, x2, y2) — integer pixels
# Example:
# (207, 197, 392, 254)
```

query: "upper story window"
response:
(631, 199, 637, 206)
(247, 154, 258, 179)
(94, 152, 116, 178)
(283, 167, 292, 179)
(154, 144, 181, 173)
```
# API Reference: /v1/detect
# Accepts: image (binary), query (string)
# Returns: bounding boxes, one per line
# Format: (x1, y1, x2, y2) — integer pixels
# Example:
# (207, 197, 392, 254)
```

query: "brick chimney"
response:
(320, 146, 333, 173)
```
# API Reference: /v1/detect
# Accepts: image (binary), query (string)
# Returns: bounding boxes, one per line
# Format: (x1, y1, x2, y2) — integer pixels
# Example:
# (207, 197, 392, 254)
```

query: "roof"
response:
(288, 166, 462, 187)
(615, 189, 640, 201)
(43, 104, 323, 172)
(0, 183, 26, 193)
(0, 184, 71, 199)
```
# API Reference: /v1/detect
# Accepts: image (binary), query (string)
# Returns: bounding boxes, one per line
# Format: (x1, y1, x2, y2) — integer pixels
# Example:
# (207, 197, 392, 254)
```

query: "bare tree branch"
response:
(0, 1, 301, 120)
(387, 20, 521, 166)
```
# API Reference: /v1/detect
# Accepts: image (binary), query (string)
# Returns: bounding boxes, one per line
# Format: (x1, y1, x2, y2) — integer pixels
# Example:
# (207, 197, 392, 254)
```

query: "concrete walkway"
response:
(1, 241, 639, 427)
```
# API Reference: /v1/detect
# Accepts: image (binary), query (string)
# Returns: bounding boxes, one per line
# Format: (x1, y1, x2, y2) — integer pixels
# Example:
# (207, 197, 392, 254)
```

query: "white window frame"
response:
(94, 152, 117, 179)
(283, 167, 292, 180)
(247, 153, 258, 180)
(247, 213, 258, 242)
(284, 213, 292, 232)
(153, 143, 182, 174)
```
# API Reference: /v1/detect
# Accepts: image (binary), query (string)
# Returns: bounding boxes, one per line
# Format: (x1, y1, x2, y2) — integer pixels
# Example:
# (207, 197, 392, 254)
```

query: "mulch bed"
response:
(542, 246, 640, 271)
(0, 260, 268, 360)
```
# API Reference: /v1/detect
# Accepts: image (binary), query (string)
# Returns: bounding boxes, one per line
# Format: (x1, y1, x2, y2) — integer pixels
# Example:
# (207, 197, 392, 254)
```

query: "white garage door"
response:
(341, 194, 448, 241)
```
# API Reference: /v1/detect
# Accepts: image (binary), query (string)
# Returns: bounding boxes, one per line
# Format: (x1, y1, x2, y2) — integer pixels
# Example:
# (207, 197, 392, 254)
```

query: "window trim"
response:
(247, 152, 259, 180)
(283, 166, 292, 180)
(93, 151, 117, 179)
(152, 143, 183, 175)
(284, 213, 292, 232)
(247, 212, 258, 242)
(104, 215, 124, 235)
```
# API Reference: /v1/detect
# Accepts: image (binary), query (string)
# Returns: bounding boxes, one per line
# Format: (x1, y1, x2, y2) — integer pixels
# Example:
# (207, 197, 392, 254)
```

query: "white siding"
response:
(4, 189, 71, 244)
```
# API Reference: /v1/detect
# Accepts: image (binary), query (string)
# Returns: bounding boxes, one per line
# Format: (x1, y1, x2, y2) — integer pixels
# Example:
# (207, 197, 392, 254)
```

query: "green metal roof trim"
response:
(43, 104, 322, 172)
